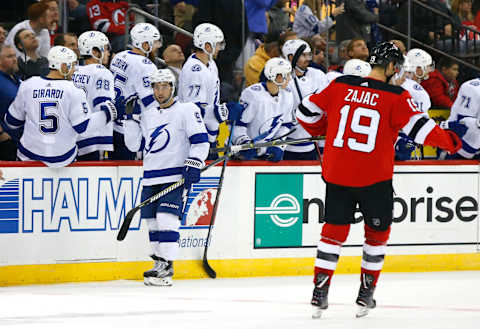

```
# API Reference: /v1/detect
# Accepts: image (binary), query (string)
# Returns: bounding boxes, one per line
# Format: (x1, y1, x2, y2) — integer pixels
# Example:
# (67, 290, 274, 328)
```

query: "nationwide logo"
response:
(254, 193, 300, 227)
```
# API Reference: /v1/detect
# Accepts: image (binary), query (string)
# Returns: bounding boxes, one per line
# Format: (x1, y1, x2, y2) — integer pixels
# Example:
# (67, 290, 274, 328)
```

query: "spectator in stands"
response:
(310, 34, 327, 72)
(171, 1, 198, 51)
(0, 25, 6, 47)
(390, 39, 407, 55)
(268, 0, 293, 34)
(41, 0, 60, 44)
(54, 33, 80, 58)
(452, 0, 480, 41)
(293, 0, 344, 39)
(0, 44, 21, 153)
(244, 32, 280, 86)
(5, 2, 52, 58)
(67, 0, 91, 35)
(421, 57, 460, 109)
(335, 0, 378, 45)
(14, 29, 49, 80)
(162, 44, 185, 84)
(328, 39, 350, 72)
(346, 38, 369, 61)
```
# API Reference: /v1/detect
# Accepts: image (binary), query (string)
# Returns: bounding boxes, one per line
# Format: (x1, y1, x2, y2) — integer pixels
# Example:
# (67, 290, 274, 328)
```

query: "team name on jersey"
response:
(32, 88, 64, 99)
(344, 88, 379, 106)
(72, 74, 91, 85)
(111, 58, 128, 71)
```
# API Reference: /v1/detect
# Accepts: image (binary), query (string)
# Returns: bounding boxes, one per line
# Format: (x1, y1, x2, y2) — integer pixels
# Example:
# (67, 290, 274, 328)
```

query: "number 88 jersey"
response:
(297, 75, 435, 187)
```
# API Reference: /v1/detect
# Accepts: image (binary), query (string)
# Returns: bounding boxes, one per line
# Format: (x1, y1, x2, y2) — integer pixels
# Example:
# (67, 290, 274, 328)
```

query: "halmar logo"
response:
(255, 193, 300, 227)
(254, 174, 303, 248)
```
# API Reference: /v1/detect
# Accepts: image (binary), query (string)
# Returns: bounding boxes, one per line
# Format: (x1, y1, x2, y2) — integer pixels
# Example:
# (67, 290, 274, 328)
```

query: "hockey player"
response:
(326, 58, 372, 84)
(296, 42, 465, 318)
(4, 46, 116, 167)
(110, 22, 161, 160)
(123, 69, 209, 286)
(282, 39, 329, 160)
(232, 57, 294, 162)
(73, 31, 115, 160)
(178, 23, 228, 151)
(446, 77, 480, 159)
(393, 48, 434, 160)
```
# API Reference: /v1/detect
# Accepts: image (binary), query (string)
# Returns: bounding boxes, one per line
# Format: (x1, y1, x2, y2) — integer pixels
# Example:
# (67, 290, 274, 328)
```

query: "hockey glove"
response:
(182, 158, 203, 190)
(214, 103, 229, 123)
(395, 137, 416, 161)
(440, 120, 468, 138)
(444, 130, 463, 154)
(235, 136, 257, 160)
(265, 146, 284, 162)
(100, 100, 117, 122)
(125, 96, 138, 115)
(115, 96, 126, 117)
(226, 102, 245, 122)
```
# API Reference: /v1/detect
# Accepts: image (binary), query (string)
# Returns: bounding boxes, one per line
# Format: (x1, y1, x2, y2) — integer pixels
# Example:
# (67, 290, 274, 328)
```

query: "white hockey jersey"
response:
(233, 82, 294, 152)
(448, 78, 480, 158)
(124, 99, 209, 186)
(401, 78, 431, 113)
(326, 71, 343, 84)
(5, 77, 109, 167)
(178, 54, 221, 143)
(72, 63, 115, 155)
(287, 68, 329, 153)
(110, 50, 158, 133)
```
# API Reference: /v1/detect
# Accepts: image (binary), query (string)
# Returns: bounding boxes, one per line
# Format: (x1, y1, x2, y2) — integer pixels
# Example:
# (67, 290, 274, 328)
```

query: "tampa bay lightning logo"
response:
(413, 84, 423, 91)
(145, 123, 171, 154)
(192, 64, 201, 72)
(258, 115, 283, 139)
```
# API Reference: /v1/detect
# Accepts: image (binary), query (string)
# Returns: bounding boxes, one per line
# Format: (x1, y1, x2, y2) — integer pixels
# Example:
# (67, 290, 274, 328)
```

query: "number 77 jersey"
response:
(296, 75, 452, 187)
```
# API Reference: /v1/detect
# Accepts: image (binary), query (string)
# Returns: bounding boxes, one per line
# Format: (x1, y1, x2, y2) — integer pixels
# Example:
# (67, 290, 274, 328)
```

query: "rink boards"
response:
(0, 160, 479, 285)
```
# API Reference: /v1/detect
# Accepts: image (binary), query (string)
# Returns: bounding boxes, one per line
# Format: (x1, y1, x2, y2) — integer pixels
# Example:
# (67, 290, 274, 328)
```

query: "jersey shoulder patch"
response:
(413, 83, 424, 91)
(191, 64, 202, 72)
(469, 80, 480, 86)
(250, 85, 262, 91)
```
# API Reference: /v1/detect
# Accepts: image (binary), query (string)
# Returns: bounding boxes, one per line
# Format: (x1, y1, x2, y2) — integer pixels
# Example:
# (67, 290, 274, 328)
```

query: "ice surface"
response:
(0, 271, 479, 329)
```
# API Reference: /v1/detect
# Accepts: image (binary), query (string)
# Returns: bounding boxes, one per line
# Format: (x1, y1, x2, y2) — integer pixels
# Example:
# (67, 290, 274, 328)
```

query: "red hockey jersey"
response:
(87, 0, 130, 35)
(297, 75, 460, 187)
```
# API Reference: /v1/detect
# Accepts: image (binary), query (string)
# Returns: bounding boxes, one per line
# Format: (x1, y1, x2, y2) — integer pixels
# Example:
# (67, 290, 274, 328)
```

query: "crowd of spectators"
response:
(1, 0, 480, 163)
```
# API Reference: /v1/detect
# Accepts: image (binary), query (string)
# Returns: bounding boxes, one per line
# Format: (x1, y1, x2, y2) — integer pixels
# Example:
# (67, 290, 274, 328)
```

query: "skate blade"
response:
(312, 306, 325, 319)
(356, 305, 370, 318)
(148, 276, 173, 286)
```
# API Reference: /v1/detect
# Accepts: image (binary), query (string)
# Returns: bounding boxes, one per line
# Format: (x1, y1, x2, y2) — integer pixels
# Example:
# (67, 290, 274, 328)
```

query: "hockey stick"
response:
(116, 155, 226, 241)
(211, 135, 325, 154)
(203, 122, 236, 278)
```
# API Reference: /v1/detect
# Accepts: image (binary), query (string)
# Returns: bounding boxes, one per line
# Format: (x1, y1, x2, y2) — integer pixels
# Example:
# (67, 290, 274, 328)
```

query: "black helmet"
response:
(368, 42, 404, 68)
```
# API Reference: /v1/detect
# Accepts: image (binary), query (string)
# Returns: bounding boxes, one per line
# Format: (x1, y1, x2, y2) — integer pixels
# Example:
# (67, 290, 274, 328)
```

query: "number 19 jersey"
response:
(297, 75, 435, 187)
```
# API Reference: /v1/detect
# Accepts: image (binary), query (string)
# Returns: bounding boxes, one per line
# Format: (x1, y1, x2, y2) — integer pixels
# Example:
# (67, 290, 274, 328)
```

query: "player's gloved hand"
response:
(265, 146, 284, 162)
(226, 102, 245, 122)
(444, 130, 463, 154)
(100, 100, 117, 122)
(214, 103, 229, 123)
(235, 136, 257, 160)
(440, 120, 468, 138)
(125, 96, 138, 115)
(115, 96, 126, 117)
(182, 158, 203, 190)
(395, 137, 416, 160)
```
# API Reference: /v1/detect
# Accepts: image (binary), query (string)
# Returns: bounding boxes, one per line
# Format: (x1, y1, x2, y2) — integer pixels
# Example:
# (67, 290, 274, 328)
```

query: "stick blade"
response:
(202, 258, 217, 279)
(116, 207, 138, 241)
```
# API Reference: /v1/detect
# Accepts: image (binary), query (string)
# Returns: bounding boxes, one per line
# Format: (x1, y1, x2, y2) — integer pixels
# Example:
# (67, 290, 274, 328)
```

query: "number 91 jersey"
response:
(298, 75, 434, 187)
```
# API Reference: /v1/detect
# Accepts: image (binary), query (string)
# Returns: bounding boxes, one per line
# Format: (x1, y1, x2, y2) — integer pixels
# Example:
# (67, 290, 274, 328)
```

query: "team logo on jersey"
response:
(258, 115, 283, 141)
(251, 85, 261, 91)
(145, 124, 170, 154)
(191, 64, 202, 72)
(113, 9, 125, 25)
(413, 84, 423, 91)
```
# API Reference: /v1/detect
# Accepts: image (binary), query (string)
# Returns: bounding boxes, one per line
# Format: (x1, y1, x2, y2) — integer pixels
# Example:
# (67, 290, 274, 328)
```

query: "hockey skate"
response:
(311, 273, 330, 319)
(355, 273, 376, 318)
(143, 255, 174, 286)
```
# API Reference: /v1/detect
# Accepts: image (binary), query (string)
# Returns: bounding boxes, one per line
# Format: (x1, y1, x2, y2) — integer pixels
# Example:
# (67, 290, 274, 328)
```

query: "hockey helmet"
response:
(343, 59, 372, 77)
(264, 57, 292, 86)
(368, 42, 404, 68)
(78, 31, 110, 62)
(47, 46, 77, 77)
(404, 48, 434, 79)
(282, 39, 312, 60)
(193, 23, 225, 56)
(130, 23, 162, 55)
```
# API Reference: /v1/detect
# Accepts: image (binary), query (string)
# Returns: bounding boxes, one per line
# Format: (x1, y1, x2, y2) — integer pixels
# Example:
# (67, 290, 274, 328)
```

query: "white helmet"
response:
(78, 31, 109, 62)
(343, 59, 372, 77)
(150, 69, 176, 105)
(404, 48, 434, 79)
(193, 23, 225, 59)
(282, 39, 312, 61)
(47, 46, 77, 78)
(264, 57, 292, 86)
(130, 23, 162, 55)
